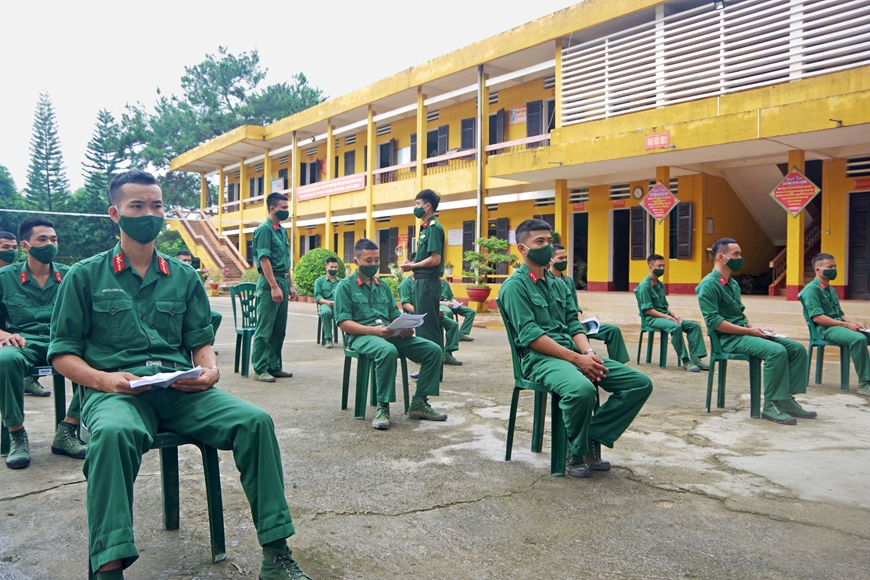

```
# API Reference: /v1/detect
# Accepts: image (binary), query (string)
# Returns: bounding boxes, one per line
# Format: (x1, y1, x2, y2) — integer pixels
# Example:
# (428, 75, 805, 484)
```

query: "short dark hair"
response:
(108, 170, 159, 206)
(267, 192, 288, 211)
(812, 253, 835, 267)
(175, 250, 192, 258)
(0, 231, 15, 241)
(354, 238, 379, 257)
(325, 257, 338, 264)
(415, 189, 440, 212)
(553, 244, 565, 252)
(515, 219, 553, 245)
(647, 253, 665, 264)
(711, 237, 738, 260)
(19, 217, 55, 242)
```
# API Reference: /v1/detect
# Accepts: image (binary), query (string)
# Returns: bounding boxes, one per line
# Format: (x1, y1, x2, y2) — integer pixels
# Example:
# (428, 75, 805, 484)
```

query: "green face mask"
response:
(274, 209, 290, 221)
(725, 257, 743, 272)
(553, 260, 568, 272)
(523, 244, 554, 267)
(652, 268, 665, 277)
(327, 269, 338, 277)
(28, 243, 58, 264)
(822, 268, 837, 281)
(0, 249, 16, 264)
(358, 264, 379, 278)
(413, 206, 426, 219)
(118, 215, 164, 244)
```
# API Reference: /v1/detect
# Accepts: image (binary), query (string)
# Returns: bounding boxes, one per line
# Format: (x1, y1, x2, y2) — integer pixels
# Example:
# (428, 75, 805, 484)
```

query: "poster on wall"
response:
(508, 228, 516, 246)
(769, 168, 820, 218)
(510, 105, 527, 125)
(641, 182, 680, 223)
(447, 228, 463, 246)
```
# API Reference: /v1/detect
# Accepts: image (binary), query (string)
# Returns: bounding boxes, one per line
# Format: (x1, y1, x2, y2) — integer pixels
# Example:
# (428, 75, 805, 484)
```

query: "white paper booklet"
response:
(581, 316, 600, 335)
(386, 313, 427, 330)
(450, 299, 462, 309)
(763, 331, 789, 338)
(130, 366, 202, 389)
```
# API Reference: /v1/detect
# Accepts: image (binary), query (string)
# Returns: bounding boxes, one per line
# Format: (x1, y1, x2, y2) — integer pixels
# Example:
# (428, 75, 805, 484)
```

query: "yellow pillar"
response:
(291, 132, 300, 265)
(239, 159, 248, 261)
(785, 149, 806, 301)
(199, 173, 207, 210)
(365, 107, 375, 240)
(554, 180, 569, 246)
(554, 39, 562, 130)
(477, 70, 489, 242)
(263, 149, 272, 212)
(415, 90, 426, 247)
(217, 167, 225, 236)
(654, 166, 671, 289)
(325, 124, 335, 250)
(586, 185, 611, 291)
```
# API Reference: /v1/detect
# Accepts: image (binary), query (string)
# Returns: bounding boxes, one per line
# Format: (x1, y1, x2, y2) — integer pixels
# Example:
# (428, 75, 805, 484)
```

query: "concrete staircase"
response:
(173, 212, 248, 281)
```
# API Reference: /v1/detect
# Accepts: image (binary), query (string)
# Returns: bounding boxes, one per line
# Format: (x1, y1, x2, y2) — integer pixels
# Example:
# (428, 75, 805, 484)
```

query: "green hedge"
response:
(241, 268, 259, 283)
(293, 248, 346, 296)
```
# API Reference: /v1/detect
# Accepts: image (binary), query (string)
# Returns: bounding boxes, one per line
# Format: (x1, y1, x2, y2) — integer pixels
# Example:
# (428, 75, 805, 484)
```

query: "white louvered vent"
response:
(489, 91, 499, 104)
(569, 188, 590, 203)
(255, 164, 263, 172)
(534, 197, 556, 207)
(543, 75, 556, 90)
(427, 110, 440, 122)
(609, 184, 631, 200)
(305, 147, 318, 156)
(344, 220, 356, 226)
(487, 204, 498, 211)
(846, 156, 870, 177)
(376, 124, 391, 136)
(278, 156, 289, 164)
(648, 178, 680, 193)
(234, 171, 240, 178)
(345, 135, 357, 146)
(375, 216, 391, 223)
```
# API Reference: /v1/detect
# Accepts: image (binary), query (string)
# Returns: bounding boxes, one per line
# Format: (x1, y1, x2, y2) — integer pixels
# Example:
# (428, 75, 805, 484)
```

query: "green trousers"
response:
(438, 307, 459, 352)
(720, 334, 808, 401)
(525, 355, 652, 457)
(252, 276, 289, 375)
(0, 341, 80, 427)
(210, 309, 222, 345)
(413, 277, 444, 353)
(444, 304, 476, 336)
(81, 381, 294, 572)
(588, 323, 630, 363)
(818, 326, 870, 384)
(349, 334, 442, 400)
(644, 317, 707, 360)
(319, 305, 334, 341)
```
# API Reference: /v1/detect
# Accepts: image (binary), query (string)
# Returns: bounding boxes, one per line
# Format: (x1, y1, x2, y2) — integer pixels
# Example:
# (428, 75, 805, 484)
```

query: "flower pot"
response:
(208, 283, 219, 290)
(445, 269, 453, 276)
(466, 287, 492, 303)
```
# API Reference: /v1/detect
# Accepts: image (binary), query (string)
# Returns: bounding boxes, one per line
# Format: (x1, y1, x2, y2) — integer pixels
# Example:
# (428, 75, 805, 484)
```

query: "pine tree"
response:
(24, 90, 69, 212)
(83, 109, 124, 204)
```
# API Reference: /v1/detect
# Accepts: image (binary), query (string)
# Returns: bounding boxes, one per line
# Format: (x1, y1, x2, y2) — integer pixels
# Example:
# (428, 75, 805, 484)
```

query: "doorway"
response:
(849, 191, 870, 300)
(572, 213, 588, 290)
(612, 209, 630, 292)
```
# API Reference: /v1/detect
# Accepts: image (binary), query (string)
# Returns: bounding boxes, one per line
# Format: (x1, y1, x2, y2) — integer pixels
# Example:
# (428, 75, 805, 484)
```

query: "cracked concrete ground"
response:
(1, 297, 868, 579)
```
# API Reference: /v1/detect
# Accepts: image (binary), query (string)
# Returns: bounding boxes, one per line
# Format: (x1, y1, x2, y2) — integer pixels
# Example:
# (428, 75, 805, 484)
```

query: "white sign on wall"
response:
(447, 228, 463, 246)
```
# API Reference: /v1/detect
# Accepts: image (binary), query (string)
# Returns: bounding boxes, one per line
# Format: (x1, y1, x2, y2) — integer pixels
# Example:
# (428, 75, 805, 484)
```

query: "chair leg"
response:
(198, 443, 226, 563)
(659, 331, 667, 368)
(316, 318, 322, 345)
(749, 358, 762, 419)
(550, 393, 566, 477)
(234, 334, 241, 373)
(400, 357, 410, 414)
(53, 374, 66, 428)
(341, 357, 352, 410)
(645, 331, 654, 364)
(815, 345, 825, 384)
(1, 425, 9, 457)
(717, 360, 728, 409)
(531, 391, 547, 453)
(88, 559, 96, 580)
(505, 388, 520, 461)
(636, 330, 644, 365)
(705, 360, 716, 413)
(159, 446, 180, 531)
(369, 360, 378, 407)
(241, 334, 252, 378)
(840, 346, 850, 392)
(354, 358, 370, 420)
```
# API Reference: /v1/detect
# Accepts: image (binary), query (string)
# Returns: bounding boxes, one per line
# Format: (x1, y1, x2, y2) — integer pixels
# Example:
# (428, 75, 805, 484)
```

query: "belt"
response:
(414, 273, 440, 279)
(103, 360, 183, 373)
(261, 272, 290, 279)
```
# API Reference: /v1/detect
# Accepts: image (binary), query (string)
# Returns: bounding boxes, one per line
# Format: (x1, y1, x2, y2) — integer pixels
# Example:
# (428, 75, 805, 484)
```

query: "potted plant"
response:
(462, 237, 519, 303)
(203, 267, 228, 296)
(444, 261, 454, 277)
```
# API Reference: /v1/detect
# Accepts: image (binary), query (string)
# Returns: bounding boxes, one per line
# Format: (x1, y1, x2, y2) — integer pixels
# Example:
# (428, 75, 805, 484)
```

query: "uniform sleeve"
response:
(314, 276, 325, 303)
(386, 285, 401, 321)
(398, 277, 414, 305)
(181, 273, 215, 352)
(635, 284, 654, 313)
(253, 226, 271, 262)
(696, 281, 723, 331)
(430, 225, 445, 256)
(334, 279, 354, 325)
(832, 293, 845, 319)
(566, 279, 579, 310)
(48, 265, 91, 361)
(801, 285, 825, 319)
(0, 280, 7, 330)
(500, 280, 546, 349)
(441, 282, 454, 301)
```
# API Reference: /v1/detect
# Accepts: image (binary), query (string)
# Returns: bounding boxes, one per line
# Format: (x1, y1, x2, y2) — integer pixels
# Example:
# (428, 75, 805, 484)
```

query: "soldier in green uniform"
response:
(399, 189, 445, 362)
(0, 231, 49, 397)
(314, 256, 341, 349)
(548, 244, 630, 364)
(337, 238, 445, 430)
(175, 250, 222, 352)
(439, 279, 475, 342)
(799, 253, 870, 396)
(251, 192, 296, 383)
(635, 253, 709, 372)
(501, 220, 653, 478)
(399, 271, 462, 365)
(0, 218, 86, 469)
(696, 237, 814, 425)
(48, 172, 309, 580)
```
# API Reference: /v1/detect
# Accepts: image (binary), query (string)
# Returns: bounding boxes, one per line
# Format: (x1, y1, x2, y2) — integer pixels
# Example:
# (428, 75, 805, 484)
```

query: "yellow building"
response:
(171, 0, 870, 303)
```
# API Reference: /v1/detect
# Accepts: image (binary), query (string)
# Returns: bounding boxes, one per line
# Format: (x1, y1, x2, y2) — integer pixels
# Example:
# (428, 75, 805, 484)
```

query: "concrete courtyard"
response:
(1, 296, 868, 579)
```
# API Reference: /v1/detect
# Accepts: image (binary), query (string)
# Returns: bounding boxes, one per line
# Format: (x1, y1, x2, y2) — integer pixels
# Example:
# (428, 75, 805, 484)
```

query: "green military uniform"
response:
(251, 218, 290, 376)
(48, 244, 294, 573)
(314, 273, 341, 342)
(210, 309, 222, 343)
(696, 270, 808, 402)
(500, 264, 652, 457)
(413, 216, 445, 355)
(635, 274, 707, 361)
(399, 276, 459, 353)
(800, 278, 870, 385)
(0, 261, 80, 429)
(557, 274, 630, 364)
(335, 271, 442, 402)
(440, 280, 476, 337)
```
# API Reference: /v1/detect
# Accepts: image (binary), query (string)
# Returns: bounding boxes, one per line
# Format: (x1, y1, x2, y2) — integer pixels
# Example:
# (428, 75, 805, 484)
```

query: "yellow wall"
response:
(495, 78, 557, 142)
(820, 159, 850, 292)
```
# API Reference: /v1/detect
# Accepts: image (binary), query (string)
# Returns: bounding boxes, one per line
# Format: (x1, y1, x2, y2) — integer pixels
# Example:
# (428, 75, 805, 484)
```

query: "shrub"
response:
(293, 248, 345, 296)
(241, 268, 259, 283)
(381, 275, 400, 301)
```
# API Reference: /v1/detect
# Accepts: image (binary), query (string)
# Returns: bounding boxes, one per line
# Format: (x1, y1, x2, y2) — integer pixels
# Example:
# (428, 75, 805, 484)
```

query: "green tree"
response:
(0, 165, 26, 235)
(24, 90, 70, 212)
(83, 109, 124, 201)
(155, 229, 189, 258)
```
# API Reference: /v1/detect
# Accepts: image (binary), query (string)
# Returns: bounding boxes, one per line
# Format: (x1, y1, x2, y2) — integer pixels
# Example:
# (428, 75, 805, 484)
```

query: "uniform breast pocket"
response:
(153, 300, 187, 338)
(8, 296, 33, 327)
(530, 294, 551, 319)
(91, 296, 134, 340)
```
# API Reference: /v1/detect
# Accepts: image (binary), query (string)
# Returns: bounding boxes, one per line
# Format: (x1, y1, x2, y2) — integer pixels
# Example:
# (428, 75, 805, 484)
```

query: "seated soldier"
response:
(799, 253, 870, 397)
(501, 220, 653, 478)
(49, 171, 309, 580)
(175, 250, 222, 354)
(0, 217, 87, 469)
(549, 244, 630, 364)
(335, 238, 445, 430)
(634, 253, 709, 372)
(314, 256, 341, 349)
(439, 278, 476, 342)
(696, 237, 814, 425)
(398, 260, 462, 366)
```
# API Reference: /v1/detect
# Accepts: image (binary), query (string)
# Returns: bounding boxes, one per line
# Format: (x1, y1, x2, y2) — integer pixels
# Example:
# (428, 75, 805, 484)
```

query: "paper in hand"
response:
(130, 366, 203, 389)
(581, 316, 600, 335)
(387, 313, 426, 330)
(450, 299, 462, 309)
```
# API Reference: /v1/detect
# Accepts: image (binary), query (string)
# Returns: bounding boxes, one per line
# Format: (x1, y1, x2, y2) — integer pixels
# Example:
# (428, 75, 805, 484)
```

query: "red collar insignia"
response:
(54, 271, 62, 283)
(374, 277, 380, 285)
(529, 270, 539, 283)
(820, 282, 827, 289)
(719, 276, 727, 285)
(272, 223, 279, 231)
(356, 276, 363, 286)
(157, 256, 170, 276)
(113, 252, 126, 274)
(19, 270, 28, 285)
(421, 220, 429, 230)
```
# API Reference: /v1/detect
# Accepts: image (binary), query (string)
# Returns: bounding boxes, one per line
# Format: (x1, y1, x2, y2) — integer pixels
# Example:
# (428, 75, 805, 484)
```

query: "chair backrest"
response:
(495, 297, 526, 384)
(230, 283, 257, 330)
(707, 327, 724, 355)
(797, 293, 821, 342)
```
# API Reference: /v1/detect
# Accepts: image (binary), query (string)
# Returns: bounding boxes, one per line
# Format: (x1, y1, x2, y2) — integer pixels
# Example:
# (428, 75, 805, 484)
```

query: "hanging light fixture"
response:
(713, 0, 726, 9)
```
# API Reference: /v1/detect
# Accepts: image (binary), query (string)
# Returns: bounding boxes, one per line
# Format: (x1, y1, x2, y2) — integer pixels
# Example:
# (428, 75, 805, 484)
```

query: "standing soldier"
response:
(251, 192, 296, 382)
(314, 256, 341, 349)
(49, 171, 310, 580)
(399, 271, 462, 365)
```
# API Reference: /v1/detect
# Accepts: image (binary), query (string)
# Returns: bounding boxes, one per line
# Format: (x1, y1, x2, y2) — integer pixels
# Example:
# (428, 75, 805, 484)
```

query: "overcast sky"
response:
(0, 0, 577, 192)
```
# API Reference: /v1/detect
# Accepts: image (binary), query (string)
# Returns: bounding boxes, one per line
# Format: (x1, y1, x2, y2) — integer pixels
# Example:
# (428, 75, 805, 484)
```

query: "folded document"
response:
(581, 316, 600, 335)
(130, 366, 202, 389)
(386, 313, 427, 330)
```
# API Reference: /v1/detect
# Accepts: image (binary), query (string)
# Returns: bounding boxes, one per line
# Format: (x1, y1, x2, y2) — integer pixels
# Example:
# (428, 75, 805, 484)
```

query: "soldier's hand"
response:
(672, 315, 683, 323)
(373, 326, 396, 339)
(399, 328, 415, 338)
(575, 354, 607, 382)
(844, 322, 862, 332)
(329, 300, 334, 306)
(99, 372, 148, 395)
(289, 286, 298, 302)
(399, 261, 413, 272)
(271, 285, 284, 303)
(172, 368, 218, 392)
(747, 327, 768, 338)
(0, 333, 26, 348)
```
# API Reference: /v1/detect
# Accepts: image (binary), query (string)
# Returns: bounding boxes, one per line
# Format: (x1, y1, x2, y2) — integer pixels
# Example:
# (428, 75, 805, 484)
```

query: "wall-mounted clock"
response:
(633, 186, 644, 199)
